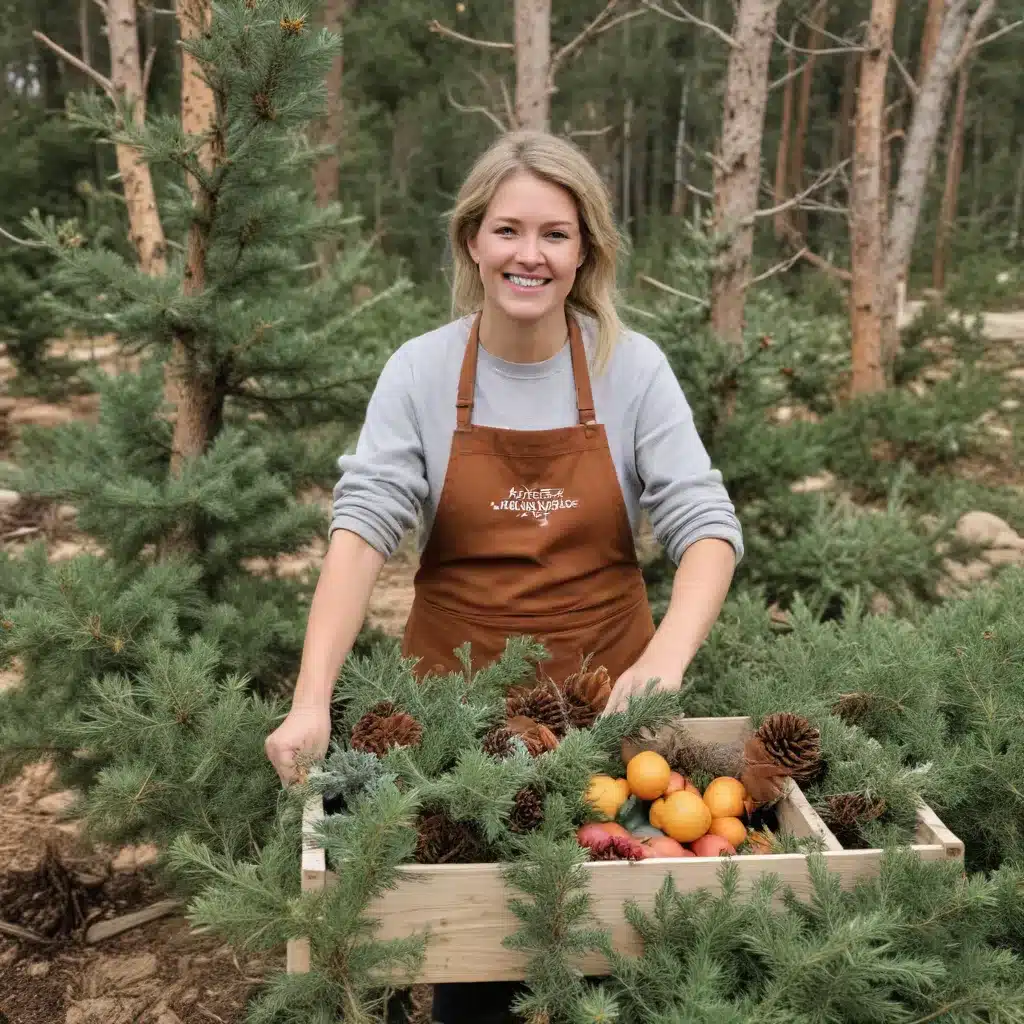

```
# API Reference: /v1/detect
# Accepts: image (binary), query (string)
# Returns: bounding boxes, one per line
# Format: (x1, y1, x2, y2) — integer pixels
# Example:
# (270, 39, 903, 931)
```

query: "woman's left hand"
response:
(601, 658, 684, 717)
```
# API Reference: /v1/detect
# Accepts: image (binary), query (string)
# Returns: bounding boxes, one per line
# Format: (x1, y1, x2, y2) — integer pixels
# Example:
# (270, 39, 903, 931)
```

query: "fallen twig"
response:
(84, 898, 181, 944)
(0, 918, 53, 944)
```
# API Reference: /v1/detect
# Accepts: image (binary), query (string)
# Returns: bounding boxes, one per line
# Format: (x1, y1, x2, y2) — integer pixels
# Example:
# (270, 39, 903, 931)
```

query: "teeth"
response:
(507, 275, 546, 288)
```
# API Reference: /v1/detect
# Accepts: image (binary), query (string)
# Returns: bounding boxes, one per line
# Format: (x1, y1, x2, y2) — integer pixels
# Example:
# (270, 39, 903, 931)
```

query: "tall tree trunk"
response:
(170, 0, 223, 479)
(850, 0, 898, 396)
(789, 0, 827, 236)
(969, 103, 982, 224)
(79, 0, 91, 68)
(880, 0, 974, 368)
(932, 63, 969, 291)
(314, 0, 346, 270)
(773, 33, 796, 241)
(917, 0, 945, 80)
(107, 0, 167, 277)
(514, 0, 550, 130)
(622, 96, 633, 237)
(1010, 135, 1024, 250)
(671, 73, 690, 217)
(709, 0, 783, 348)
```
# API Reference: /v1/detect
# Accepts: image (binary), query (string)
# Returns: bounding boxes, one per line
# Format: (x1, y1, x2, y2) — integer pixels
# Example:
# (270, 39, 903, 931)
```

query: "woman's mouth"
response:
(503, 273, 551, 291)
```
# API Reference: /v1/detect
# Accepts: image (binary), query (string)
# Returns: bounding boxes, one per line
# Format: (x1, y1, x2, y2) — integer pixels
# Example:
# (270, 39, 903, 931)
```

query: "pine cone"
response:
(560, 664, 612, 729)
(740, 735, 793, 807)
(415, 811, 487, 864)
(820, 792, 887, 847)
(507, 680, 568, 737)
(506, 715, 559, 756)
(350, 702, 423, 758)
(831, 691, 875, 725)
(509, 787, 544, 834)
(482, 726, 516, 759)
(755, 712, 822, 783)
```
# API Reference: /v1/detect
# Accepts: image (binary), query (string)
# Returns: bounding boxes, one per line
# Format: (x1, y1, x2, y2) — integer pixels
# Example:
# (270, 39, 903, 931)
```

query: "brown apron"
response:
(401, 312, 656, 683)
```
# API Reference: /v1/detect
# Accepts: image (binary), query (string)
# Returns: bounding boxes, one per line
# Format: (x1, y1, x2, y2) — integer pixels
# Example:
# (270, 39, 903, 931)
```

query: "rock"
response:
(7, 402, 74, 427)
(790, 471, 836, 494)
(954, 511, 1024, 550)
(149, 1002, 184, 1024)
(0, 488, 19, 509)
(1001, 399, 1021, 412)
(57, 503, 79, 522)
(36, 789, 79, 815)
(111, 843, 160, 873)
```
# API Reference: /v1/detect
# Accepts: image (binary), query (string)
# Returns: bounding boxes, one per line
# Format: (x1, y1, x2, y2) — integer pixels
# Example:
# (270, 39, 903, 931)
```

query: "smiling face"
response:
(466, 171, 585, 330)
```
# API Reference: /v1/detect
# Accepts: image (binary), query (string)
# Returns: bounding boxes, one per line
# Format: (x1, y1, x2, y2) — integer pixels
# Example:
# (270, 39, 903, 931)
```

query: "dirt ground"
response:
(1, 311, 1023, 1023)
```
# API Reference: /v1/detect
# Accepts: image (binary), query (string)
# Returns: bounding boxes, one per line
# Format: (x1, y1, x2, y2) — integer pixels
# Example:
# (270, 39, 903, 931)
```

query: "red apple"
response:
(689, 834, 737, 858)
(636, 835, 690, 859)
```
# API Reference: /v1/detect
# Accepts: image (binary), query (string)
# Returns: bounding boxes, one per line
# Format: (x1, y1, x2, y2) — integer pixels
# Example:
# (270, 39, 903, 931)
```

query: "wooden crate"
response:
(287, 716, 962, 983)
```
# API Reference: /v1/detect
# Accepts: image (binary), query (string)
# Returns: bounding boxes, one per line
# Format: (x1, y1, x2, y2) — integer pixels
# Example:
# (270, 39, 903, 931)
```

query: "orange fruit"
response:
(658, 790, 712, 844)
(708, 816, 747, 848)
(703, 776, 748, 819)
(649, 797, 666, 830)
(585, 775, 630, 819)
(626, 751, 672, 800)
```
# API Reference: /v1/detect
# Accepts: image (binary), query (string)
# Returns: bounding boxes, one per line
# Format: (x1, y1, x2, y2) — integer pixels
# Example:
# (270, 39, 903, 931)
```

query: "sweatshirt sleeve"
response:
(635, 354, 744, 565)
(329, 348, 429, 558)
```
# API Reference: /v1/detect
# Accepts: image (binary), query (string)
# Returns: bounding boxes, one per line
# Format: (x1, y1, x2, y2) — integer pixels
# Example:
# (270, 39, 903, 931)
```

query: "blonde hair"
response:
(448, 130, 625, 375)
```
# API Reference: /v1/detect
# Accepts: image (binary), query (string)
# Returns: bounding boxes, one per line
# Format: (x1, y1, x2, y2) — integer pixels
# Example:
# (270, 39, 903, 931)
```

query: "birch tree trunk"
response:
(107, 0, 167, 277)
(515, 0, 551, 130)
(709, 0, 783, 348)
(932, 63, 969, 291)
(671, 73, 689, 216)
(849, 0, 898, 396)
(880, 0, 973, 367)
(169, 0, 223, 480)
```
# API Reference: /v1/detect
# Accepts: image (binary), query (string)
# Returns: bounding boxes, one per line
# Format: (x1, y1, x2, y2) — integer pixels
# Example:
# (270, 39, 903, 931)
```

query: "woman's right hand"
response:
(265, 702, 332, 787)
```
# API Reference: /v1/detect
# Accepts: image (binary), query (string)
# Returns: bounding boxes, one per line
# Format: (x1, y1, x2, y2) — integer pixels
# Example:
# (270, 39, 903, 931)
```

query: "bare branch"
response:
(32, 29, 114, 99)
(967, 16, 1022, 57)
(889, 51, 918, 99)
(798, 247, 852, 282)
(566, 124, 613, 138)
(91, 0, 108, 14)
(551, 1, 624, 74)
(772, 32, 862, 56)
(595, 9, 650, 35)
(640, 0, 737, 48)
(427, 19, 514, 50)
(638, 273, 710, 306)
(750, 247, 807, 285)
(770, 58, 812, 93)
(141, 45, 157, 103)
(796, 15, 859, 49)
(444, 87, 507, 133)
(686, 182, 713, 200)
(954, 0, 1001, 70)
(753, 159, 850, 222)
(0, 225, 46, 248)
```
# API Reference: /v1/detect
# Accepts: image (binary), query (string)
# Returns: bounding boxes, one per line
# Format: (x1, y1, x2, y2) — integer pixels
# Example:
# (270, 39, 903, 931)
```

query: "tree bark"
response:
(849, 0, 898, 396)
(789, 0, 827, 236)
(709, 0, 783, 348)
(169, 0, 223, 478)
(773, 33, 796, 241)
(514, 0, 551, 130)
(932, 63, 969, 291)
(107, 0, 167, 277)
(917, 0, 945, 80)
(880, 0, 972, 367)
(622, 96, 633, 236)
(314, 0, 346, 270)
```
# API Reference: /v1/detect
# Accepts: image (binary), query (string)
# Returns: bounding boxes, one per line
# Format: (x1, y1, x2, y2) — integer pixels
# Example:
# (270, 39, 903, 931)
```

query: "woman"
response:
(266, 130, 742, 1021)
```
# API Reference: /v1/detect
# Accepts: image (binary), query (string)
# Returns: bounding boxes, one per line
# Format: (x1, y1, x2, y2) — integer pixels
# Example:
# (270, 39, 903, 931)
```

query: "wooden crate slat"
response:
(776, 778, 843, 851)
(914, 801, 965, 859)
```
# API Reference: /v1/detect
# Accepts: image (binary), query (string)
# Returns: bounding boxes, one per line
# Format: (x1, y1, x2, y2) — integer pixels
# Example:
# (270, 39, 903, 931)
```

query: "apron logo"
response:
(491, 486, 579, 526)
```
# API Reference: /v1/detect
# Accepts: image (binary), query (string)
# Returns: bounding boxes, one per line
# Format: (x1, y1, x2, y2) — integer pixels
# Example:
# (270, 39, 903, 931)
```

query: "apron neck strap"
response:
(456, 311, 596, 429)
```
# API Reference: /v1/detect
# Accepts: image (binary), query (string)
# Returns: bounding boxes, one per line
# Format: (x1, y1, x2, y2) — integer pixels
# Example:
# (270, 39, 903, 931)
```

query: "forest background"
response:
(1, 0, 1024, 1022)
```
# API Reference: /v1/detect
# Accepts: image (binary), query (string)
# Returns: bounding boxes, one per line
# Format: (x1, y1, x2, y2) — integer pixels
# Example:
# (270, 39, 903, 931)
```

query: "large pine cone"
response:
(560, 664, 612, 730)
(820, 792, 887, 847)
(507, 680, 568, 737)
(755, 712, 822, 782)
(350, 702, 423, 758)
(509, 787, 545, 834)
(506, 715, 559, 756)
(482, 726, 516, 759)
(415, 811, 487, 864)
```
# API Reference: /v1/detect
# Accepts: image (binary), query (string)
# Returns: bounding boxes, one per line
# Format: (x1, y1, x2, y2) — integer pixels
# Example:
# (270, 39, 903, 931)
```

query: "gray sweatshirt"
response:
(330, 314, 743, 566)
